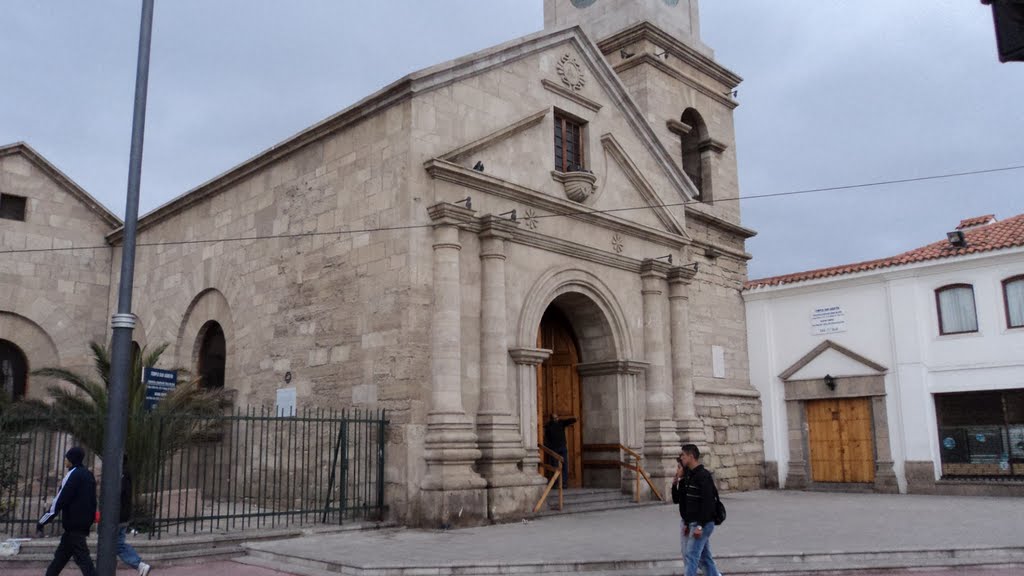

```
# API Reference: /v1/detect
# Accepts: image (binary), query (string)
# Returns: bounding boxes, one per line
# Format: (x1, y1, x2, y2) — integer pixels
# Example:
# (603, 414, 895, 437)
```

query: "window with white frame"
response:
(935, 284, 978, 335)
(1004, 276, 1024, 329)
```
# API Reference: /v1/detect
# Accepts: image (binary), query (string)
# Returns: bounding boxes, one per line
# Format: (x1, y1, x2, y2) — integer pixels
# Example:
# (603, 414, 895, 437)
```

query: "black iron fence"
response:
(0, 407, 388, 539)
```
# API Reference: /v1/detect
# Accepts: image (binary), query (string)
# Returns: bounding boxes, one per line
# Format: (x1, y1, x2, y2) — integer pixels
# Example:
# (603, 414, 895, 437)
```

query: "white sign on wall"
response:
(712, 345, 726, 379)
(811, 305, 847, 335)
(276, 387, 297, 417)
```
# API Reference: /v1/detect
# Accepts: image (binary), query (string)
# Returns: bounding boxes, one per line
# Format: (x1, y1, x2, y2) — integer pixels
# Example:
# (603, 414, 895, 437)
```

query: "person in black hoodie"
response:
(671, 444, 722, 576)
(37, 446, 97, 576)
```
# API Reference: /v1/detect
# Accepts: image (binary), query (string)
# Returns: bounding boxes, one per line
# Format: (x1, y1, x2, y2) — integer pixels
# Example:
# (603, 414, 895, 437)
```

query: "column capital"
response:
(668, 265, 698, 285)
(640, 259, 671, 279)
(427, 202, 477, 225)
(698, 138, 729, 155)
(509, 347, 552, 366)
(478, 214, 519, 239)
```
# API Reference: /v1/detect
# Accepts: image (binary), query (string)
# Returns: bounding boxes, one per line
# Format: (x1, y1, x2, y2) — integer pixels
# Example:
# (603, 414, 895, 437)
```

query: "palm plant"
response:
(14, 342, 229, 523)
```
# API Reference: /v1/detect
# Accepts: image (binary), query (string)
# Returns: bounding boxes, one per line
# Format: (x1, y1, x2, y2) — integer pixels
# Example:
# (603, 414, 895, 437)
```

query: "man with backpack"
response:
(671, 444, 723, 576)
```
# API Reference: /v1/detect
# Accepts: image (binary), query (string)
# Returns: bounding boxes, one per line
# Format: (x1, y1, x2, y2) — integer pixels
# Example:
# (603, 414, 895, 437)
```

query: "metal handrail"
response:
(533, 444, 564, 513)
(582, 443, 664, 503)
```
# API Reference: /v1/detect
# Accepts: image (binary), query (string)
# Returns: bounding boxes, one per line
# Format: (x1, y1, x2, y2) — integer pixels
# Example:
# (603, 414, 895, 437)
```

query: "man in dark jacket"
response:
(543, 413, 576, 487)
(37, 446, 97, 576)
(671, 444, 722, 576)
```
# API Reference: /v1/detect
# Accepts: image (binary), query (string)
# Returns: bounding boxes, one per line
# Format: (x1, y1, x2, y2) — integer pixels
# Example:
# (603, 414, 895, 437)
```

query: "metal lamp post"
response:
(96, 0, 155, 573)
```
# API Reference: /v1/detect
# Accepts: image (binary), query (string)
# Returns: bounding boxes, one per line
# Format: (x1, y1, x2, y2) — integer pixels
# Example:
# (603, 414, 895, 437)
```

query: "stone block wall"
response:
(0, 150, 114, 390)
(696, 392, 764, 491)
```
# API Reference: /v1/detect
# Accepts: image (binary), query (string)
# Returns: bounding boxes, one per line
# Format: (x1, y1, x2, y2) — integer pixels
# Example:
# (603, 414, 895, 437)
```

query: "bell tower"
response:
(544, 0, 707, 53)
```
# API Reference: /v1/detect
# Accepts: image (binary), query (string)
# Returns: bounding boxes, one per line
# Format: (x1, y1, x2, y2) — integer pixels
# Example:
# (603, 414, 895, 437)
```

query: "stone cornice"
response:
(666, 119, 693, 136)
(694, 385, 761, 399)
(600, 133, 689, 237)
(698, 138, 729, 154)
(668, 265, 698, 285)
(598, 22, 743, 90)
(614, 54, 739, 111)
(540, 79, 603, 113)
(439, 109, 549, 163)
(576, 359, 648, 376)
(0, 142, 122, 229)
(477, 214, 519, 239)
(509, 347, 553, 366)
(685, 207, 757, 240)
(511, 226, 645, 274)
(427, 202, 477, 225)
(424, 159, 688, 250)
(640, 258, 672, 277)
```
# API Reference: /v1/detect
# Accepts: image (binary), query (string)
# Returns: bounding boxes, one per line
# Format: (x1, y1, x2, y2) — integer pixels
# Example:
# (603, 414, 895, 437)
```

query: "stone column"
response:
(698, 139, 727, 203)
(475, 216, 539, 519)
(640, 259, 680, 494)
(420, 203, 486, 527)
(669, 266, 704, 445)
(509, 348, 552, 480)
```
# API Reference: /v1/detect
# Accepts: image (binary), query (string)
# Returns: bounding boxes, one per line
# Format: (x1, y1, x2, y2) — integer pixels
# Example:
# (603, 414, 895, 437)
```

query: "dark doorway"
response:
(197, 322, 226, 389)
(0, 339, 28, 401)
(538, 308, 583, 488)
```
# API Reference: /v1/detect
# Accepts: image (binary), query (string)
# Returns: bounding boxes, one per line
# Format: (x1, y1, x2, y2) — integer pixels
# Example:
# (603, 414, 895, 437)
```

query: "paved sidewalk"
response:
(244, 490, 1024, 573)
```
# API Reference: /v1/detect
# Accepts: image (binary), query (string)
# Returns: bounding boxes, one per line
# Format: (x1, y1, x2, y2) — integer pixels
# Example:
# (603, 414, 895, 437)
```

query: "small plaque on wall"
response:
(712, 345, 725, 379)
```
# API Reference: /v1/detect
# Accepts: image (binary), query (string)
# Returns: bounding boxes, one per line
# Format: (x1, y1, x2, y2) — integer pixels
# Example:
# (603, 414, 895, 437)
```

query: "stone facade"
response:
(0, 143, 120, 395)
(1, 0, 764, 526)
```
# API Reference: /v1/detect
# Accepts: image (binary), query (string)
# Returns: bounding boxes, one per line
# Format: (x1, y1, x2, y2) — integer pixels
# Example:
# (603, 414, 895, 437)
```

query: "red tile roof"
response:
(746, 213, 1024, 290)
(957, 214, 996, 229)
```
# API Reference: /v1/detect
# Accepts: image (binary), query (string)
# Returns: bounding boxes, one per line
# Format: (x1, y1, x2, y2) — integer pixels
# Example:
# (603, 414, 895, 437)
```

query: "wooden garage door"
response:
(806, 398, 875, 483)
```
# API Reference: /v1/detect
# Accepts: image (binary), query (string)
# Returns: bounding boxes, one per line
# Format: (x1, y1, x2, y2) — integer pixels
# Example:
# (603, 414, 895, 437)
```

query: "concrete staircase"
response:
(535, 487, 664, 516)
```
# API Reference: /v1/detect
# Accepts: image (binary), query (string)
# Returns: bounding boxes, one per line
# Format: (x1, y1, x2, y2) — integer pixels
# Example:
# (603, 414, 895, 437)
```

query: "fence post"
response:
(377, 410, 386, 520)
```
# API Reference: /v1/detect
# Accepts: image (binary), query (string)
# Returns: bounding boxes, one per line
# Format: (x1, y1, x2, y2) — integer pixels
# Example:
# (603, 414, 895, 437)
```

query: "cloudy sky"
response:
(1, 1, 1020, 279)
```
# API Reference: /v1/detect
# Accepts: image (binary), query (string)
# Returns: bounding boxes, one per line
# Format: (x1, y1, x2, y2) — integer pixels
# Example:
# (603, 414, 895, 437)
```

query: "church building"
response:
(1, 0, 763, 526)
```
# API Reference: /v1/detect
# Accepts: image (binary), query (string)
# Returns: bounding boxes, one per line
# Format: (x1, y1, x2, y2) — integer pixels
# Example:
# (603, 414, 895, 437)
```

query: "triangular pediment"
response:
(0, 142, 121, 229)
(779, 340, 887, 382)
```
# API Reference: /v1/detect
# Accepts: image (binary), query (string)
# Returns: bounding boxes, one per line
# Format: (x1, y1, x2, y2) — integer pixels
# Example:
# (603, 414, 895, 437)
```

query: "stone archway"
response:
(513, 268, 642, 490)
(0, 311, 61, 401)
(177, 289, 235, 394)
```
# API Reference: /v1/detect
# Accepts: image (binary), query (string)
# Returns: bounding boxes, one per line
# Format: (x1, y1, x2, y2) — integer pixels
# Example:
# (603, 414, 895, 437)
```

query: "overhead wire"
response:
(1, 163, 1022, 255)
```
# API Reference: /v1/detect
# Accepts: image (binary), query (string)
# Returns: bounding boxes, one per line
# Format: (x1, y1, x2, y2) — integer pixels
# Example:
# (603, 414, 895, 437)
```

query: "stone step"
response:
(554, 490, 636, 506)
(240, 545, 1024, 576)
(536, 499, 663, 517)
(235, 554, 338, 576)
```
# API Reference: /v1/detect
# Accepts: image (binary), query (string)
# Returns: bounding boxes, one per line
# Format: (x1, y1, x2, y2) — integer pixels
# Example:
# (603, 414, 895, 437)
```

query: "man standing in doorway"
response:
(36, 446, 97, 576)
(543, 413, 576, 487)
(672, 444, 722, 576)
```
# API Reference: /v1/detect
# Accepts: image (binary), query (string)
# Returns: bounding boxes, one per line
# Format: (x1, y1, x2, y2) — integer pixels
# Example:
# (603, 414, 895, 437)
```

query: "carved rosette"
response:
(551, 170, 598, 203)
(557, 54, 585, 92)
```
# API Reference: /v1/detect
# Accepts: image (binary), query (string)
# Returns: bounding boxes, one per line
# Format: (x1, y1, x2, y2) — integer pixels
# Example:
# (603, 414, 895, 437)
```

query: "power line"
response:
(2, 162, 1022, 255)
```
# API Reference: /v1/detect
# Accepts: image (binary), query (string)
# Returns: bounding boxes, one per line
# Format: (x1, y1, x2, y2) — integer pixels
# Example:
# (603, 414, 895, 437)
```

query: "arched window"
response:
(197, 322, 226, 389)
(1003, 275, 1024, 329)
(0, 339, 28, 402)
(936, 284, 979, 335)
(679, 108, 708, 199)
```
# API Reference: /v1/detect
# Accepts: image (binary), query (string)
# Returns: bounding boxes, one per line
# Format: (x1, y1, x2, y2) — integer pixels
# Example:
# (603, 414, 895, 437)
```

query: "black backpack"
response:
(711, 477, 726, 526)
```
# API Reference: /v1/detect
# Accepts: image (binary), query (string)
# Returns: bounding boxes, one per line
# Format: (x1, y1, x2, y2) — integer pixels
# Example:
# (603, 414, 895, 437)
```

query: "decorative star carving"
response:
(611, 234, 624, 254)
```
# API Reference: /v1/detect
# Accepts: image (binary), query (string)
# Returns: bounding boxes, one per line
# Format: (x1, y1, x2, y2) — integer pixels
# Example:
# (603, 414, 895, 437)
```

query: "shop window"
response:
(935, 284, 978, 335)
(554, 113, 585, 173)
(935, 390, 1024, 478)
(1004, 275, 1024, 329)
(0, 193, 27, 221)
(197, 321, 226, 389)
(0, 339, 28, 402)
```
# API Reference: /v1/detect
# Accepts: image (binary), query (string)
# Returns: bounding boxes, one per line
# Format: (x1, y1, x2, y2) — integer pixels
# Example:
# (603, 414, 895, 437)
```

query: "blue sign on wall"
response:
(143, 367, 178, 411)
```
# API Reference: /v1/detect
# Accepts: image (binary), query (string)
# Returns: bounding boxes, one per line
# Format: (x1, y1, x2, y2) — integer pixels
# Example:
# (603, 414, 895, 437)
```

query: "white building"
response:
(744, 213, 1024, 496)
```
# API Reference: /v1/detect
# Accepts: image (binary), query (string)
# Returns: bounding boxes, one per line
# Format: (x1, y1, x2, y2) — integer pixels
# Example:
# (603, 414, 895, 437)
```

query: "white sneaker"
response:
(138, 562, 151, 576)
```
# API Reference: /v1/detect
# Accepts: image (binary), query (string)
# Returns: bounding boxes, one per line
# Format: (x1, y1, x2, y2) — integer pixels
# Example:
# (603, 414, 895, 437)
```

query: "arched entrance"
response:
(0, 339, 28, 402)
(197, 321, 226, 389)
(538, 308, 583, 487)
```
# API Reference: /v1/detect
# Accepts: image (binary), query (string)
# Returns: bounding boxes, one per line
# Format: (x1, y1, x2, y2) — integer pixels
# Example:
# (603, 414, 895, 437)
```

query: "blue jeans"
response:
(117, 526, 142, 569)
(682, 521, 721, 576)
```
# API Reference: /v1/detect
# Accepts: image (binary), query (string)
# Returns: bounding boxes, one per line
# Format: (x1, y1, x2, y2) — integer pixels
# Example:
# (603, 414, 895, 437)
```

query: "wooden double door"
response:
(806, 398, 875, 484)
(537, 310, 584, 488)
